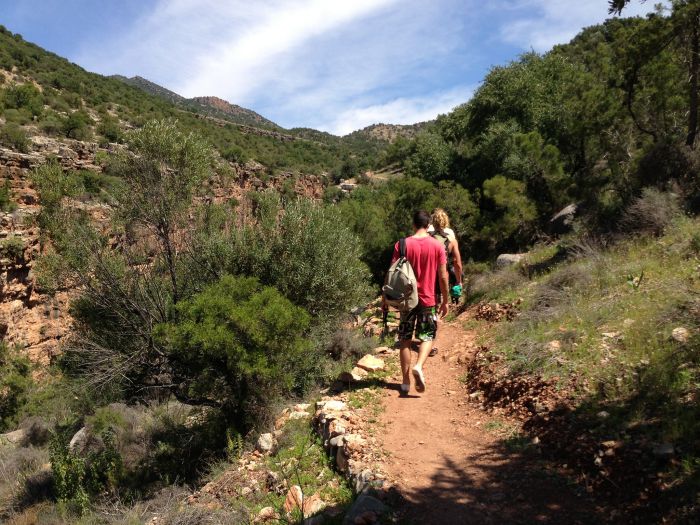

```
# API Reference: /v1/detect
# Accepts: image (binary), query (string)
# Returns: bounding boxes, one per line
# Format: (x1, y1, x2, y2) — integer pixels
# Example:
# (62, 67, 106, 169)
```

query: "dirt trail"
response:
(379, 316, 596, 525)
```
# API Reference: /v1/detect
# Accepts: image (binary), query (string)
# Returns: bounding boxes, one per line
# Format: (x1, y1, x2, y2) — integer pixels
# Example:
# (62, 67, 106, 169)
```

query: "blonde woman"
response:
(428, 208, 463, 356)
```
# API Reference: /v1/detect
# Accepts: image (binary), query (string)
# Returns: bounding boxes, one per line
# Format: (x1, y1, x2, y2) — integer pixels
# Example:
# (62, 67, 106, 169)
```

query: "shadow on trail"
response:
(386, 441, 601, 525)
(344, 376, 601, 523)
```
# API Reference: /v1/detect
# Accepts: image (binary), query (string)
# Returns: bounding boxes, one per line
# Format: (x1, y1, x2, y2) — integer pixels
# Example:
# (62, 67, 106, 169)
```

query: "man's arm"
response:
(438, 263, 449, 317)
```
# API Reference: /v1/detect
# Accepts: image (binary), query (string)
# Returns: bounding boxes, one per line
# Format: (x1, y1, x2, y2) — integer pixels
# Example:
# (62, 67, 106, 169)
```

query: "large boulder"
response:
(356, 355, 385, 372)
(68, 427, 90, 454)
(495, 253, 526, 268)
(256, 433, 276, 454)
(0, 428, 27, 446)
(339, 367, 369, 383)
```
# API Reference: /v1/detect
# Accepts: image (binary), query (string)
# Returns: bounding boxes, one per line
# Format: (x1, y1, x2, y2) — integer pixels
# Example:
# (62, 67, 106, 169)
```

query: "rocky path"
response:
(378, 314, 597, 525)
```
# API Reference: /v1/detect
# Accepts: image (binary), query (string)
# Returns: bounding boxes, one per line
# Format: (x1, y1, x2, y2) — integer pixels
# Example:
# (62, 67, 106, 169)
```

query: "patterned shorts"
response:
(398, 305, 438, 342)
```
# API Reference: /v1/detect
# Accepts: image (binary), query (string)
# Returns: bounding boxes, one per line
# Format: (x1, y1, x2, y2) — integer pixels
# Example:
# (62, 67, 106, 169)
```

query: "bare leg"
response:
(399, 340, 413, 386)
(415, 340, 433, 370)
(430, 318, 440, 356)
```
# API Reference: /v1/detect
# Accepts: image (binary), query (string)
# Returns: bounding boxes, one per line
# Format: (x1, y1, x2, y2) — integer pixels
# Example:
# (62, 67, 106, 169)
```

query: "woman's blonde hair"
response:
(431, 208, 450, 230)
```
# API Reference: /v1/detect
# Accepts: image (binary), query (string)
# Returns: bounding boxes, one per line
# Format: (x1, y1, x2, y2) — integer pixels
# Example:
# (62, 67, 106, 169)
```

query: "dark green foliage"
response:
(0, 342, 33, 432)
(0, 178, 16, 212)
(97, 115, 122, 143)
(1, 82, 43, 116)
(480, 176, 537, 250)
(337, 177, 477, 283)
(155, 275, 312, 426)
(220, 144, 246, 163)
(0, 235, 24, 260)
(0, 122, 30, 152)
(333, 157, 359, 183)
(404, 132, 453, 182)
(62, 110, 92, 140)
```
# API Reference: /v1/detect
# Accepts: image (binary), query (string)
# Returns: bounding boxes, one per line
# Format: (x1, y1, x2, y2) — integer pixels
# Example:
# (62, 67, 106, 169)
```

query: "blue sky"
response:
(2, 0, 660, 134)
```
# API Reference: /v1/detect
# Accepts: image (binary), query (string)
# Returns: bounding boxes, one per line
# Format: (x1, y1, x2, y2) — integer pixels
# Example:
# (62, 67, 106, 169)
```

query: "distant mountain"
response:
(189, 96, 279, 129)
(347, 122, 431, 142)
(111, 76, 280, 129)
(109, 75, 186, 105)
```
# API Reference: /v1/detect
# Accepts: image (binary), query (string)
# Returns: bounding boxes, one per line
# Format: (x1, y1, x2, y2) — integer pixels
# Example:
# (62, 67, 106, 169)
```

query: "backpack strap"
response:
(399, 237, 407, 258)
(431, 230, 451, 251)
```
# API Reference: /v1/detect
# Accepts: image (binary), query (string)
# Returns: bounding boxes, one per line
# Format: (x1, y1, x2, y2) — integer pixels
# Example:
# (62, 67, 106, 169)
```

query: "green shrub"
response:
(221, 144, 246, 163)
(97, 116, 122, 143)
(2, 107, 32, 125)
(405, 131, 453, 182)
(155, 275, 313, 428)
(2, 83, 43, 116)
(39, 112, 64, 136)
(196, 193, 372, 321)
(62, 111, 92, 140)
(30, 161, 84, 228)
(0, 122, 30, 152)
(0, 178, 16, 212)
(0, 234, 24, 260)
(0, 342, 33, 432)
(49, 430, 123, 514)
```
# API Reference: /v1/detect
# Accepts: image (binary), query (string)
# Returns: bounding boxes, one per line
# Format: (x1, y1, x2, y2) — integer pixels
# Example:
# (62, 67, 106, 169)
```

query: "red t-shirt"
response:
(392, 235, 446, 307)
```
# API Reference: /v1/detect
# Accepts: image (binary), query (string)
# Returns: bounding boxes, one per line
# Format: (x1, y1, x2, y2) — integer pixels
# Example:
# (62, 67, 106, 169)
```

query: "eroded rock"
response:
(256, 433, 275, 454)
(356, 355, 385, 372)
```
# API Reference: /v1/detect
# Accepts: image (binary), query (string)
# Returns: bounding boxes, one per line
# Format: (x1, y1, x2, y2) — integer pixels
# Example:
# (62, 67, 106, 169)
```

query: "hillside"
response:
(0, 26, 385, 176)
(347, 121, 431, 142)
(112, 74, 282, 129)
(189, 95, 279, 129)
(463, 205, 700, 522)
(109, 74, 186, 105)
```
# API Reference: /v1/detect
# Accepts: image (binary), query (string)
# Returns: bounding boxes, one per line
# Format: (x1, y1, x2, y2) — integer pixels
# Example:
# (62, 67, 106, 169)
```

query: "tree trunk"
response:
(686, 10, 699, 147)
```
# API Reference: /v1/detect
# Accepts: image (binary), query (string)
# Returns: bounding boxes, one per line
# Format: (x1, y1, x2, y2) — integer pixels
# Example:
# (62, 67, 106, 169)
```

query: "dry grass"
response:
(620, 187, 683, 236)
(0, 446, 50, 515)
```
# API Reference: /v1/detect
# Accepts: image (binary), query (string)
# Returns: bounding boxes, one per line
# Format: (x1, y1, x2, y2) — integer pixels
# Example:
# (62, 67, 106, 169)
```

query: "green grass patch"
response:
(472, 216, 700, 499)
(223, 417, 354, 522)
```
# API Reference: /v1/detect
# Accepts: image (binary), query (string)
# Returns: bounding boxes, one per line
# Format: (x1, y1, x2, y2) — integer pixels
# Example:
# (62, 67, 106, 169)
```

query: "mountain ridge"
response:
(110, 75, 280, 129)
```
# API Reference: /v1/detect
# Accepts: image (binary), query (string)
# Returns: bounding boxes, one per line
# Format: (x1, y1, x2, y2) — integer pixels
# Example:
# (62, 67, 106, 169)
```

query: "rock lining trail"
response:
(378, 313, 597, 524)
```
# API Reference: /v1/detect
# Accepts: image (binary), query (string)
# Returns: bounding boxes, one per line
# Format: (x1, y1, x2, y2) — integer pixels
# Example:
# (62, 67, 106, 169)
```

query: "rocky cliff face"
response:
(189, 96, 278, 128)
(0, 138, 105, 365)
(0, 137, 325, 366)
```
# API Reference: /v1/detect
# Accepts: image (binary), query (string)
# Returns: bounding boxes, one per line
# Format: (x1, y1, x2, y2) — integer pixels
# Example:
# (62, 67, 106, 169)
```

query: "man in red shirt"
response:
(388, 210, 449, 395)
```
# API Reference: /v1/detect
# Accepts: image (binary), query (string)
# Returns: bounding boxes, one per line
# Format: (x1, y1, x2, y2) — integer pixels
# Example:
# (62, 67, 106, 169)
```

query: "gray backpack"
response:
(382, 238, 418, 312)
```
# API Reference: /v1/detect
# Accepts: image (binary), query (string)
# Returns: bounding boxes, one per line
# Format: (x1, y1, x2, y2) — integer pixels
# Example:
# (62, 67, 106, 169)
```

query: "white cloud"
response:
(321, 86, 474, 136)
(499, 0, 665, 52)
(71, 0, 664, 134)
(176, 0, 399, 99)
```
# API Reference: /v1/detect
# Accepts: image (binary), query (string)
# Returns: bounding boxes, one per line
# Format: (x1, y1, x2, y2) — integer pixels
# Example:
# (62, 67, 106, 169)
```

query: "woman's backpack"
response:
(430, 230, 456, 283)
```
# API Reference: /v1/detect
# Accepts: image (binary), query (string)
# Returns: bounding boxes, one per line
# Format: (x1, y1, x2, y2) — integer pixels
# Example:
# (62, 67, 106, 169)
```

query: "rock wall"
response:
(1, 137, 326, 366)
(0, 140, 98, 365)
